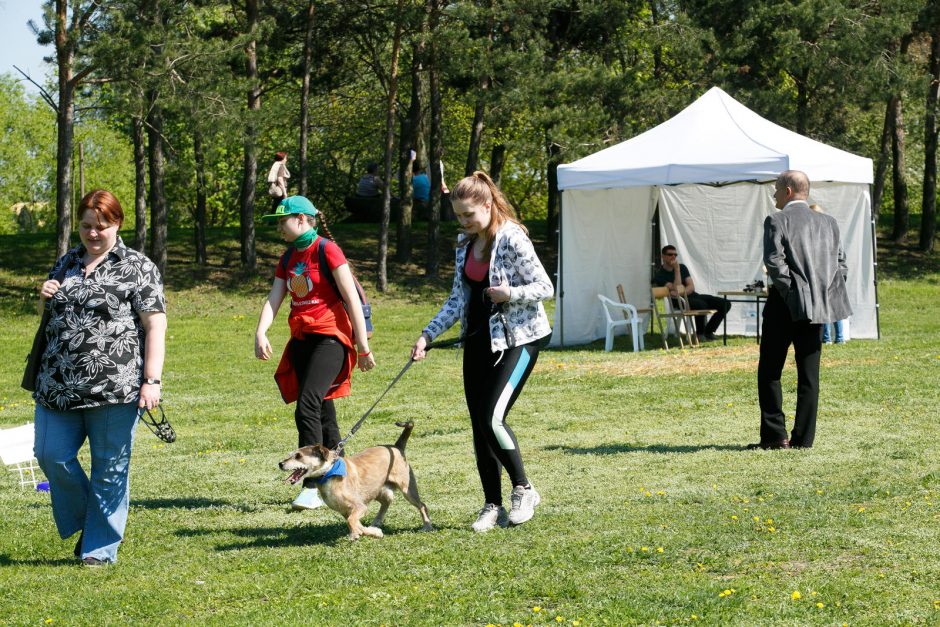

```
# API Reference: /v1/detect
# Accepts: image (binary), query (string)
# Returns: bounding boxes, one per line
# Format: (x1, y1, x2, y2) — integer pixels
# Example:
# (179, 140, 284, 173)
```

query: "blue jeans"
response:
(822, 320, 845, 343)
(34, 403, 139, 563)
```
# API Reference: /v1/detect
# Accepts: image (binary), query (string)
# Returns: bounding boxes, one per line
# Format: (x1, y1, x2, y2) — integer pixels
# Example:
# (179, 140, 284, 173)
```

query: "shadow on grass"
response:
(176, 521, 353, 547)
(176, 518, 448, 548)
(0, 553, 77, 567)
(546, 443, 743, 455)
(132, 497, 258, 512)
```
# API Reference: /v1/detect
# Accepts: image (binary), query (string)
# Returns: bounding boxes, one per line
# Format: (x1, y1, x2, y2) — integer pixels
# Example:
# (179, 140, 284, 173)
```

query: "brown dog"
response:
(278, 421, 433, 540)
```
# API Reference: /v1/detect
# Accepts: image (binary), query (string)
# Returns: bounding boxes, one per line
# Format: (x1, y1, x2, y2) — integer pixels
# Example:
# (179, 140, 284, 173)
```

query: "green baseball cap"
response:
(260, 195, 319, 221)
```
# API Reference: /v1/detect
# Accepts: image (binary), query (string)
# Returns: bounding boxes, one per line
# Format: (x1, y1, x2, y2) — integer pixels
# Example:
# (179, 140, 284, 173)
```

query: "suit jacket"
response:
(763, 200, 852, 323)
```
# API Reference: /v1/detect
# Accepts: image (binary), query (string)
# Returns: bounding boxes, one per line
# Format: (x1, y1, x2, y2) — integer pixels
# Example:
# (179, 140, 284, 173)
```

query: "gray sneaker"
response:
(508, 485, 540, 525)
(471, 503, 508, 532)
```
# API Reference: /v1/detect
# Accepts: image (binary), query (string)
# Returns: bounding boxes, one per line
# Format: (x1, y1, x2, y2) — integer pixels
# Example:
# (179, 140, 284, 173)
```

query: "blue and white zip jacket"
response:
(423, 221, 554, 352)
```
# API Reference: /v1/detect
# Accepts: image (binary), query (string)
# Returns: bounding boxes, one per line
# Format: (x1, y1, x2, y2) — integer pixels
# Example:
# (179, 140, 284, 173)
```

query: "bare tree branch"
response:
(12, 65, 58, 112)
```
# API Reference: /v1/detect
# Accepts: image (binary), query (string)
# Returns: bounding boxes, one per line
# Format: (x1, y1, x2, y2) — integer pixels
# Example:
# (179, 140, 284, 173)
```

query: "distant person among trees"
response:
(411, 171, 553, 532)
(653, 244, 731, 341)
(355, 162, 384, 198)
(31, 189, 167, 567)
(254, 196, 375, 511)
(266, 152, 290, 211)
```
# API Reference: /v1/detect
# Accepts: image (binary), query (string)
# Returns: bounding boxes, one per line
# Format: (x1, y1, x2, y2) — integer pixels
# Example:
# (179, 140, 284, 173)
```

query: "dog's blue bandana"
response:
(316, 458, 347, 484)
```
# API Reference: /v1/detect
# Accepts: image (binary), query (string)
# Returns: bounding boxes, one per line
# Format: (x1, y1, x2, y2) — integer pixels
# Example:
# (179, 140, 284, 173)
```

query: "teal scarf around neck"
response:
(293, 227, 318, 250)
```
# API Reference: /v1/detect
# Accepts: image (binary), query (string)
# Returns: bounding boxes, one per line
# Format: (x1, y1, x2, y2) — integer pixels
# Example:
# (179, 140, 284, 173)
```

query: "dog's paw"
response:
(364, 526, 384, 538)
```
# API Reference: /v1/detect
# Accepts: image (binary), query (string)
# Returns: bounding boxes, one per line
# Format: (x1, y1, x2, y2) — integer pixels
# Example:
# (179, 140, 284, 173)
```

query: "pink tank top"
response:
(464, 251, 489, 282)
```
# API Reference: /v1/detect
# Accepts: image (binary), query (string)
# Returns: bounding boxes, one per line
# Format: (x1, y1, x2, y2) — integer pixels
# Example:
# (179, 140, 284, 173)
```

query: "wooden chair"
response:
(651, 286, 717, 349)
(598, 294, 645, 352)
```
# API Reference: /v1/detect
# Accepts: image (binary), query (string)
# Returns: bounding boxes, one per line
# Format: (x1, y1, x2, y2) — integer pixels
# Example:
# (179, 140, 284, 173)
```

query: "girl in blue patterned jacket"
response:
(411, 171, 553, 532)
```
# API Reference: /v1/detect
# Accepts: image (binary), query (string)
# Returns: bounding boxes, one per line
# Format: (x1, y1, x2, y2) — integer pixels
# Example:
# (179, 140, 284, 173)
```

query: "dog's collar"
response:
(315, 458, 347, 484)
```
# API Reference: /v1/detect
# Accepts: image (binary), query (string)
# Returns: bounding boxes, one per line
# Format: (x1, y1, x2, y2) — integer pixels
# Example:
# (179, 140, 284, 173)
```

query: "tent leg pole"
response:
(557, 194, 564, 346)
(869, 185, 881, 340)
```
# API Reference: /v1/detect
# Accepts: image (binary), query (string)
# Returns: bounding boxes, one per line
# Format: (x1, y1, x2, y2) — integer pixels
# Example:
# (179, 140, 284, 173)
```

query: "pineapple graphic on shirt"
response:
(288, 261, 313, 297)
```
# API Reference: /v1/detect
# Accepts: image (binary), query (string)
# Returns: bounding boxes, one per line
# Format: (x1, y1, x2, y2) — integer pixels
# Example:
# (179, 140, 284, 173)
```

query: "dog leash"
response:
(333, 336, 463, 454)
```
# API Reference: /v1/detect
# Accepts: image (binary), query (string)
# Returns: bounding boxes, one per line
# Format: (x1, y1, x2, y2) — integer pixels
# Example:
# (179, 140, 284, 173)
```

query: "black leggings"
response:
(289, 333, 345, 450)
(462, 337, 539, 506)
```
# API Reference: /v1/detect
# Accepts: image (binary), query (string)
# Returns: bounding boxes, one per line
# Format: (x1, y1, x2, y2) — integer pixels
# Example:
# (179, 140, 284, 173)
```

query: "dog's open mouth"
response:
(285, 468, 308, 484)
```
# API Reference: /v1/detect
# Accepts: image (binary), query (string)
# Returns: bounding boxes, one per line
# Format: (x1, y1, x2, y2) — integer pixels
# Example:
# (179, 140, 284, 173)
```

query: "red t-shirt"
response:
(275, 238, 351, 339)
(273, 237, 355, 401)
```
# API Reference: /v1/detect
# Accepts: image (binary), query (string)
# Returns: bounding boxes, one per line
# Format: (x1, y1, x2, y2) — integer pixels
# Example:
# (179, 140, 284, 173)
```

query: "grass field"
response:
(1, 224, 938, 626)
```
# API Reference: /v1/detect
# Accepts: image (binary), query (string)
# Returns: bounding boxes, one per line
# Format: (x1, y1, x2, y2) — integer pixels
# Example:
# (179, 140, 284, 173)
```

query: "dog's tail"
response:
(393, 421, 414, 452)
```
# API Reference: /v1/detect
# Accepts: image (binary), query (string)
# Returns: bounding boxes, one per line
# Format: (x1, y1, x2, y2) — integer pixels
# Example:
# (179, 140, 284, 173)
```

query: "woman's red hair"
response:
(79, 189, 124, 227)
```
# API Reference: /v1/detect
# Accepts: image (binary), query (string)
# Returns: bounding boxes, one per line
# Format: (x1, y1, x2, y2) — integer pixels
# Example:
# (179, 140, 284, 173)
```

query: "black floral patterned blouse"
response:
(34, 236, 166, 410)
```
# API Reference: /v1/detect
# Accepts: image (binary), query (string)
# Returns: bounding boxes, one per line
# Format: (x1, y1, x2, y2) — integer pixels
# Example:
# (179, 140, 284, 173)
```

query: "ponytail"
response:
(452, 170, 525, 256)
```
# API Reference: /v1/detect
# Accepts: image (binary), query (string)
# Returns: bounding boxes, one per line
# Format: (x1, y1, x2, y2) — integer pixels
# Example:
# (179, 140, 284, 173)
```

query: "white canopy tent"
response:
(553, 86, 879, 346)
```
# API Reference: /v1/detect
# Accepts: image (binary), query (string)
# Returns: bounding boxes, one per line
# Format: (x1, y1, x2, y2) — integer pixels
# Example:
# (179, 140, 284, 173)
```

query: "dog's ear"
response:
(313, 443, 333, 460)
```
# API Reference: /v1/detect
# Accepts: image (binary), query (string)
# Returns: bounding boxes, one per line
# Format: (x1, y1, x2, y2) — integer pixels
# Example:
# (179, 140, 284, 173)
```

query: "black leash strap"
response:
(334, 336, 462, 454)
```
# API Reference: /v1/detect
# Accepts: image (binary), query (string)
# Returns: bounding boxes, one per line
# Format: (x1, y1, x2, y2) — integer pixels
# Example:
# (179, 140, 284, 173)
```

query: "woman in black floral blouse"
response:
(31, 189, 167, 567)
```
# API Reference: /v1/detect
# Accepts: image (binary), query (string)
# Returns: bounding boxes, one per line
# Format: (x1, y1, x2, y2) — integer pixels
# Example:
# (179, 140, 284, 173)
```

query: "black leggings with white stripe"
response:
(462, 335, 539, 506)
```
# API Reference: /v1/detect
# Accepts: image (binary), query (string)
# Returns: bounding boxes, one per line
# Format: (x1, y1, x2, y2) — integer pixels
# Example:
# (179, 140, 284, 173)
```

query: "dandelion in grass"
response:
(792, 591, 802, 600)
(533, 607, 541, 613)
(514, 622, 523, 627)
(731, 515, 738, 521)
(657, 547, 664, 553)
(556, 616, 564, 623)
(816, 602, 825, 609)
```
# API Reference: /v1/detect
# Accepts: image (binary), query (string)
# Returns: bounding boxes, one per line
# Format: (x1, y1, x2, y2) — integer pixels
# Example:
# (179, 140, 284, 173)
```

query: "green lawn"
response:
(1, 226, 938, 626)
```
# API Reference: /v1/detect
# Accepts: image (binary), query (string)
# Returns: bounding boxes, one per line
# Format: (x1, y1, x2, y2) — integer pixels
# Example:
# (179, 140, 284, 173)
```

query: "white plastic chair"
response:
(0, 423, 42, 489)
(598, 294, 646, 352)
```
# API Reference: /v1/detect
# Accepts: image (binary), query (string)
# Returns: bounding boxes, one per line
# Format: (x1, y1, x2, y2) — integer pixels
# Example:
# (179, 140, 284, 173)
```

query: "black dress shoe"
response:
(703, 332, 718, 341)
(82, 556, 106, 567)
(746, 439, 790, 450)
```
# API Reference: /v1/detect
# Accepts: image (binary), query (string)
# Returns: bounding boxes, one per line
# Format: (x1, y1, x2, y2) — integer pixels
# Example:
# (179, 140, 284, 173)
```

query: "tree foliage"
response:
(9, 0, 939, 268)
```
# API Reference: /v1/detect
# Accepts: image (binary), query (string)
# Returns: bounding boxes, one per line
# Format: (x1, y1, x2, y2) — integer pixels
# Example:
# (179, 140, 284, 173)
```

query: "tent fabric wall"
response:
(657, 182, 877, 339)
(554, 187, 655, 346)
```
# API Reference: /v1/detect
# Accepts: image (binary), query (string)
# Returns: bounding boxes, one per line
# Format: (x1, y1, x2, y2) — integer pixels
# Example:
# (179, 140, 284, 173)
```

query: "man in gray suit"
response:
(749, 170, 852, 450)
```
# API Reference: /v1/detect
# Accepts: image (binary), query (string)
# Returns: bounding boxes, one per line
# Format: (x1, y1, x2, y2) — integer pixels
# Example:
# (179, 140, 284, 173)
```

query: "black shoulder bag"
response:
(21, 263, 68, 392)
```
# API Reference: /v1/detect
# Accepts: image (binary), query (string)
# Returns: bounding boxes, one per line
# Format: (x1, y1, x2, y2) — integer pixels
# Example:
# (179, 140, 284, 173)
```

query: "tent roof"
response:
(557, 87, 873, 190)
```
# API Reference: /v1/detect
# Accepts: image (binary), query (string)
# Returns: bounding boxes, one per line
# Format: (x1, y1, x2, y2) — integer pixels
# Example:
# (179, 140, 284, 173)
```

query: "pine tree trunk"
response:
(194, 130, 208, 265)
(546, 141, 561, 251)
(872, 98, 892, 219)
(54, 0, 74, 258)
(490, 143, 506, 185)
(133, 115, 148, 251)
(890, 94, 909, 242)
(239, 0, 259, 270)
(146, 96, 168, 277)
(425, 0, 443, 279)
(378, 0, 404, 293)
(298, 0, 315, 197)
(465, 78, 488, 176)
(920, 28, 940, 252)
(397, 41, 425, 263)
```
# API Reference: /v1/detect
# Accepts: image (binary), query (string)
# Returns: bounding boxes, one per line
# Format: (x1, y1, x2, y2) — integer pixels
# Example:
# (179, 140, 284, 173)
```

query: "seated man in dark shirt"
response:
(653, 245, 731, 341)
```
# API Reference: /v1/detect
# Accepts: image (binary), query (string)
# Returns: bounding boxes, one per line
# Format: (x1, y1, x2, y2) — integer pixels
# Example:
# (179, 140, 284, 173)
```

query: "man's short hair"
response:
(777, 170, 810, 197)
(661, 245, 677, 255)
